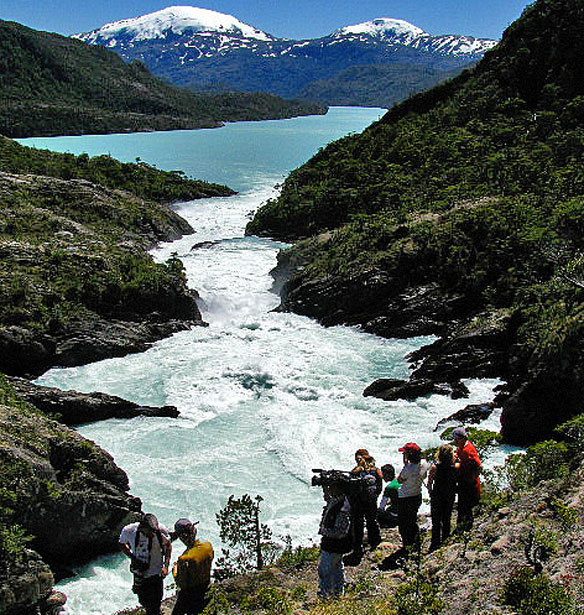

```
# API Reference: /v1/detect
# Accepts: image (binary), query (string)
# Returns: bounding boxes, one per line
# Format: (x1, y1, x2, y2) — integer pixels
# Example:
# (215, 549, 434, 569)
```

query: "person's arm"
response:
(378, 495, 388, 511)
(427, 464, 437, 494)
(161, 537, 172, 577)
(120, 542, 133, 559)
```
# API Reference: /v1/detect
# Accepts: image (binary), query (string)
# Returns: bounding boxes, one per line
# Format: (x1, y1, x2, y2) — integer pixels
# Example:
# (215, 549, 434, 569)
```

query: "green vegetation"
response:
(214, 495, 279, 581)
(0, 19, 326, 138)
(246, 0, 584, 438)
(298, 63, 466, 108)
(0, 135, 234, 202)
(501, 566, 576, 615)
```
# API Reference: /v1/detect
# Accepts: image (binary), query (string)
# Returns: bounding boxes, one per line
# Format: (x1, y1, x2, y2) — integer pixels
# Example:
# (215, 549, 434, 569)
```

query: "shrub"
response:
(392, 579, 444, 615)
(504, 440, 570, 491)
(501, 566, 576, 615)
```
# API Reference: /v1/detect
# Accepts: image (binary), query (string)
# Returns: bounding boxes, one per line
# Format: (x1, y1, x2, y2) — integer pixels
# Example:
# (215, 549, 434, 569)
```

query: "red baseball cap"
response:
(399, 442, 421, 454)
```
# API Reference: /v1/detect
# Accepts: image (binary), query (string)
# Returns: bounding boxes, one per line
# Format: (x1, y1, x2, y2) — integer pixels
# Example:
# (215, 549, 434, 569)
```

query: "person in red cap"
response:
(396, 443, 428, 549)
(452, 427, 482, 531)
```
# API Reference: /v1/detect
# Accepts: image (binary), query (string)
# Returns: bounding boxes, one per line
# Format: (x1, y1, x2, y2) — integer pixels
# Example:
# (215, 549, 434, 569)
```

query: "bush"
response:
(504, 440, 570, 491)
(501, 566, 576, 615)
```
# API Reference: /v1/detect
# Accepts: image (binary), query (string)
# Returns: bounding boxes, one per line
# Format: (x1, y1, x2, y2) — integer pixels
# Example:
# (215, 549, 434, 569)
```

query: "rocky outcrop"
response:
(0, 396, 142, 612)
(0, 171, 207, 378)
(8, 377, 179, 424)
(363, 378, 469, 401)
(0, 549, 53, 615)
(433, 401, 496, 431)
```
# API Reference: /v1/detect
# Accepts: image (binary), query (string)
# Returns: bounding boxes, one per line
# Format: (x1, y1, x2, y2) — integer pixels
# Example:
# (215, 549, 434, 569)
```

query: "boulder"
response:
(434, 402, 496, 431)
(363, 378, 469, 401)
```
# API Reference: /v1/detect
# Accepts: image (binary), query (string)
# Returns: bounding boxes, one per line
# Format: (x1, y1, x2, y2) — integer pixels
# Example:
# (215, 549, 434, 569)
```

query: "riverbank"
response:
(122, 444, 584, 615)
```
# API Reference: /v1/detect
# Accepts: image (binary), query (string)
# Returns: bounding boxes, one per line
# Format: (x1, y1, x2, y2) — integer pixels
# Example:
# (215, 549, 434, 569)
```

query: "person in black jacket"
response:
(317, 482, 352, 598)
(427, 444, 457, 551)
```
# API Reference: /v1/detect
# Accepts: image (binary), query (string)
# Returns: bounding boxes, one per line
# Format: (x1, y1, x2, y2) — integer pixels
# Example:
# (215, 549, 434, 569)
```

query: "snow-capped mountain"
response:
(74, 6, 274, 45)
(74, 7, 498, 107)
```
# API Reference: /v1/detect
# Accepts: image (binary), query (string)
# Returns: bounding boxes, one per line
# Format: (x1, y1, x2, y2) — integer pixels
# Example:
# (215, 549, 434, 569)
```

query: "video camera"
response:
(311, 468, 363, 498)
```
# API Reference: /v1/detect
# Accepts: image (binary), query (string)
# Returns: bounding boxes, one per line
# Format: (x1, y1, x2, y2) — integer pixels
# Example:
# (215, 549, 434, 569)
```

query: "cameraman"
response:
(318, 481, 352, 598)
(119, 513, 172, 615)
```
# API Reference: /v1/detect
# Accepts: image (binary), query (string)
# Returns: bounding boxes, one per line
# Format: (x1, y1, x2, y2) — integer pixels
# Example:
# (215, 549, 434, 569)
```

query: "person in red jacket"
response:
(452, 427, 482, 531)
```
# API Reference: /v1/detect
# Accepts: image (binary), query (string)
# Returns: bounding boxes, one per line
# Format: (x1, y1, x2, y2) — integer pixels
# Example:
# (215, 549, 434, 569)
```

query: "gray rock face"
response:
(0, 399, 142, 611)
(8, 377, 179, 425)
(0, 549, 53, 615)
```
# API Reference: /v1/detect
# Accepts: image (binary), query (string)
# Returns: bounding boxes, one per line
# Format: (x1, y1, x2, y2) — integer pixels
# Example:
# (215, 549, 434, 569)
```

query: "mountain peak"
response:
(333, 18, 427, 41)
(75, 5, 273, 43)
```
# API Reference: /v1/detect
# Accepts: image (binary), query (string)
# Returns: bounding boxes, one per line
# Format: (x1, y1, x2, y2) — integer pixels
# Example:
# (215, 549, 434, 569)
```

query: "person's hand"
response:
(162, 566, 169, 577)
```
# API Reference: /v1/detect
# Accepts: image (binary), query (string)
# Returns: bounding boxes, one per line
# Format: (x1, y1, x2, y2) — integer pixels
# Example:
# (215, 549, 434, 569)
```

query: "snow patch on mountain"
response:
(333, 18, 426, 42)
(74, 5, 273, 44)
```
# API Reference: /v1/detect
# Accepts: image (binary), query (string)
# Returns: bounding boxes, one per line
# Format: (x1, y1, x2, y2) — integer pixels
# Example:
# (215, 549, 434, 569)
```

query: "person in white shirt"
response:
(119, 513, 172, 615)
(396, 442, 428, 549)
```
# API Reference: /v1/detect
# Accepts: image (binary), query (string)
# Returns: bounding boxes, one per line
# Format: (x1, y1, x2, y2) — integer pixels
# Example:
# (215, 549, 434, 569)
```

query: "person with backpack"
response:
(171, 518, 214, 615)
(427, 444, 457, 551)
(318, 481, 352, 598)
(343, 449, 382, 565)
(119, 513, 172, 615)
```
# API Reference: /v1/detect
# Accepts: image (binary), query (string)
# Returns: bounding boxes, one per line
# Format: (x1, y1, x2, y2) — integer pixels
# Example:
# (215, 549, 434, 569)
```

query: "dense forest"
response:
(247, 0, 584, 442)
(0, 20, 326, 138)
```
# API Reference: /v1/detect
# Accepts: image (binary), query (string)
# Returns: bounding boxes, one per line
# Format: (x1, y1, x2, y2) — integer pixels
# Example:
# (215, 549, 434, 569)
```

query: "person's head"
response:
(381, 463, 395, 481)
(138, 513, 159, 537)
(452, 426, 468, 447)
(399, 442, 422, 463)
(355, 448, 369, 463)
(174, 518, 198, 546)
(437, 444, 455, 466)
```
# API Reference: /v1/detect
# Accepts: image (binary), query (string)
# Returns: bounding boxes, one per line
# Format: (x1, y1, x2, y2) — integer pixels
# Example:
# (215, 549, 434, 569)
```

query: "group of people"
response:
(119, 513, 214, 615)
(118, 427, 482, 609)
(317, 426, 482, 597)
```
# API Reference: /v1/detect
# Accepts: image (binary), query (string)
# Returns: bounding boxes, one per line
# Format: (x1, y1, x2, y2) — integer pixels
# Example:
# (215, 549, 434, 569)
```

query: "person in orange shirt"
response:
(171, 519, 214, 615)
(452, 427, 482, 532)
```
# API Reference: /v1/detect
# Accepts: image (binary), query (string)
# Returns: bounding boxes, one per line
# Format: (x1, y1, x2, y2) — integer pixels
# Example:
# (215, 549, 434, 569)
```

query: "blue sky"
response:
(2, 0, 533, 40)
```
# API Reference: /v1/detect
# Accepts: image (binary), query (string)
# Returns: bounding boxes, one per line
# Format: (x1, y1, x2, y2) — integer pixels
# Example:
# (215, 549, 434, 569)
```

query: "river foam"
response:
(31, 109, 509, 615)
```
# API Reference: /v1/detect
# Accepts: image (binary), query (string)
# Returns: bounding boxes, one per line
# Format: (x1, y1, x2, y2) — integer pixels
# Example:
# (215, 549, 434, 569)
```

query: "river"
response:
(21, 108, 505, 615)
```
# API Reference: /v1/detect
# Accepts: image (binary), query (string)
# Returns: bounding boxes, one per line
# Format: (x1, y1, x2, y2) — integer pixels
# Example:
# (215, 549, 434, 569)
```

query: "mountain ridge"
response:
(74, 6, 497, 107)
(0, 19, 325, 138)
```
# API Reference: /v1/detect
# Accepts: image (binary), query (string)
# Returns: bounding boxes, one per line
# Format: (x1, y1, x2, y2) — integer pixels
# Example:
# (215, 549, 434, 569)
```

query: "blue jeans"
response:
(318, 551, 344, 597)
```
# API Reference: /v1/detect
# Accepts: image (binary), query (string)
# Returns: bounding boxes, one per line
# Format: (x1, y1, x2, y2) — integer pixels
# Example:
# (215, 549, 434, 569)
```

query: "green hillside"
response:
(246, 0, 584, 443)
(0, 20, 326, 138)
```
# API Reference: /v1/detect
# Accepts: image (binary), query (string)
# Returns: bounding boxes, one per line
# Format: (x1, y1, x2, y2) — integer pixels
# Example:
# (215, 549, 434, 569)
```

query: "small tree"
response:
(214, 494, 279, 581)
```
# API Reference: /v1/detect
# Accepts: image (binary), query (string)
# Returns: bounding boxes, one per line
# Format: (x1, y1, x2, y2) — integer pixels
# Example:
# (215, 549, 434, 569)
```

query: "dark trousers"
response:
(133, 575, 163, 615)
(398, 494, 422, 548)
(172, 586, 209, 615)
(457, 485, 479, 531)
(430, 497, 454, 547)
(353, 499, 381, 551)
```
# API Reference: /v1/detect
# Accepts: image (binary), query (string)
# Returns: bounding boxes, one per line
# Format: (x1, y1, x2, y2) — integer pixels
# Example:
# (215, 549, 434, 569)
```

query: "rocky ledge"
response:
(0, 393, 142, 613)
(8, 377, 179, 424)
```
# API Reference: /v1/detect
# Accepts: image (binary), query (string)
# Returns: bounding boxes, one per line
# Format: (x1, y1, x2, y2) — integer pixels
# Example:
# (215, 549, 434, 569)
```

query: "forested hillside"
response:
(247, 0, 584, 443)
(0, 20, 325, 138)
